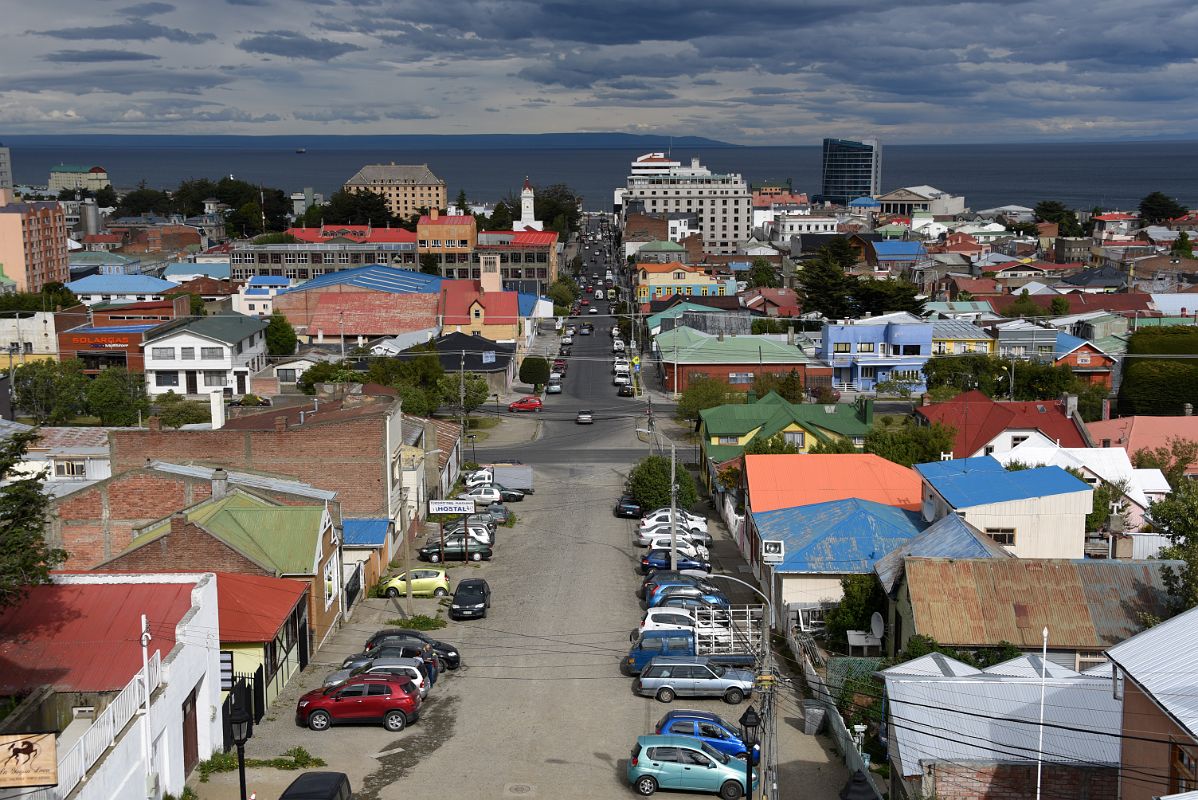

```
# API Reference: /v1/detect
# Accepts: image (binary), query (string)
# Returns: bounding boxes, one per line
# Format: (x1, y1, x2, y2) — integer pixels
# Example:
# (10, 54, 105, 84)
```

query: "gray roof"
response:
(148, 461, 337, 501)
(983, 655, 1083, 679)
(879, 653, 980, 678)
(344, 163, 444, 186)
(0, 419, 34, 438)
(874, 514, 1012, 594)
(885, 675, 1122, 777)
(931, 319, 994, 341)
(144, 314, 268, 346)
(1107, 604, 1198, 737)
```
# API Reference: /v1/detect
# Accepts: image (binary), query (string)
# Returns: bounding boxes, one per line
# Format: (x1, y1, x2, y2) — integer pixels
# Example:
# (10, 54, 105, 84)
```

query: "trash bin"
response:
(802, 700, 826, 734)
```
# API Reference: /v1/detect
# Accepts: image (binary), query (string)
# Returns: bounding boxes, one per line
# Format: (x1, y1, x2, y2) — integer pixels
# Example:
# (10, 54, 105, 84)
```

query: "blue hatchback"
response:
(641, 550, 711, 575)
(656, 710, 760, 762)
(647, 584, 730, 609)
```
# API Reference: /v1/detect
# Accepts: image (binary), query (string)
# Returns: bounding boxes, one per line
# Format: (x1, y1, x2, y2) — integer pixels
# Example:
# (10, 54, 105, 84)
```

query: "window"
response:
(277, 368, 297, 383)
(648, 747, 680, 763)
(1076, 354, 1091, 365)
(203, 371, 226, 387)
(728, 372, 754, 384)
(200, 347, 222, 359)
(783, 431, 805, 448)
(1076, 652, 1108, 673)
(1173, 743, 1198, 793)
(324, 557, 338, 608)
(179, 347, 195, 360)
(833, 342, 851, 353)
(986, 527, 1016, 546)
(54, 461, 86, 478)
(1011, 435, 1029, 446)
(151, 347, 174, 360)
(860, 366, 876, 379)
(983, 444, 995, 455)
(155, 371, 179, 387)
(337, 684, 366, 698)
(857, 342, 875, 353)
(718, 436, 739, 445)
(900, 344, 921, 355)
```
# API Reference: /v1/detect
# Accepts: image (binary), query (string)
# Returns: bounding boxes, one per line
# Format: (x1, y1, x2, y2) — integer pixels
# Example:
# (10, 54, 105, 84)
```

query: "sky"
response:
(2, 0, 1198, 144)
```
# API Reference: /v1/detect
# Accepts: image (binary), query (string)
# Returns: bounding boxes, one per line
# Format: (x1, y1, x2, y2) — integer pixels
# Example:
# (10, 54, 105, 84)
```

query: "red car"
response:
(581, 298, 590, 306)
(296, 675, 420, 732)
(508, 396, 543, 412)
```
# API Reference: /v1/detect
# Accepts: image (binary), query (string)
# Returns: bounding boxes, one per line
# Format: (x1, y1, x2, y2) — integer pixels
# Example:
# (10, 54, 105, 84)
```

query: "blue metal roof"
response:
(244, 287, 272, 296)
(874, 513, 1013, 593)
(728, 261, 751, 271)
(65, 274, 179, 294)
(342, 518, 390, 546)
(751, 498, 925, 575)
(915, 457, 1091, 508)
(163, 261, 230, 280)
(517, 292, 540, 317)
(849, 197, 881, 207)
(874, 241, 927, 259)
(248, 276, 290, 287)
(1054, 331, 1090, 359)
(69, 324, 161, 334)
(280, 265, 442, 296)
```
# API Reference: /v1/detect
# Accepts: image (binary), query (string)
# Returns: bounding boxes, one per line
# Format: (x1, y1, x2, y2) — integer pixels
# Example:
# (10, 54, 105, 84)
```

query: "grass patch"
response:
(502, 513, 517, 528)
(385, 614, 446, 630)
(196, 747, 325, 782)
(468, 417, 499, 430)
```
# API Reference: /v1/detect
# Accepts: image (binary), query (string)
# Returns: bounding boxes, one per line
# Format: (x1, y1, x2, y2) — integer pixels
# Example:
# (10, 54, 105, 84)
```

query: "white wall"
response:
(778, 573, 847, 609)
(76, 292, 168, 307)
(958, 493, 1092, 559)
(144, 330, 266, 396)
(970, 429, 1059, 457)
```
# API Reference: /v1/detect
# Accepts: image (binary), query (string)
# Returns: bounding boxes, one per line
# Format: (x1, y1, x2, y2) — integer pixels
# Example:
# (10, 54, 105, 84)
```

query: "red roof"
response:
(915, 390, 1088, 457)
(1093, 213, 1137, 222)
(84, 233, 123, 244)
(418, 214, 473, 226)
(0, 581, 192, 693)
(88, 166, 107, 174)
(951, 276, 1003, 295)
(306, 291, 438, 337)
(990, 292, 1153, 315)
(1088, 416, 1198, 476)
(477, 230, 558, 247)
(216, 573, 307, 643)
(745, 454, 922, 513)
(440, 280, 521, 325)
(285, 226, 416, 244)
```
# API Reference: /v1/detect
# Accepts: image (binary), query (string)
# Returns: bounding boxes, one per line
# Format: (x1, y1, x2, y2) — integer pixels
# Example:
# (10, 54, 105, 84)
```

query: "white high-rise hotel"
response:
(624, 153, 751, 255)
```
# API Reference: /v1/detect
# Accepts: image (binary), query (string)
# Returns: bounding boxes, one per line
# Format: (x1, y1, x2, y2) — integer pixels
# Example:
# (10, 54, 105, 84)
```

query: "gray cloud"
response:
(238, 30, 365, 60)
(115, 2, 176, 15)
(0, 68, 231, 95)
(292, 105, 439, 121)
(35, 20, 215, 43)
(43, 49, 161, 63)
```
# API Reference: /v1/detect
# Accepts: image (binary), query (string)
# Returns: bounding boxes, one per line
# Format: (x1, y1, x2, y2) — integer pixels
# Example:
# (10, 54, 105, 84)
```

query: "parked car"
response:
(576, 409, 594, 424)
(558, 345, 572, 356)
(373, 628, 461, 670)
(632, 656, 754, 704)
(464, 470, 494, 488)
(628, 734, 754, 799)
(561, 335, 574, 345)
(638, 571, 709, 600)
(624, 630, 754, 675)
(508, 396, 543, 412)
(613, 374, 631, 386)
(491, 484, 526, 502)
(483, 502, 510, 524)
(579, 326, 592, 335)
(581, 298, 590, 306)
(639, 522, 713, 547)
(589, 307, 599, 315)
(438, 522, 493, 545)
(656, 710, 760, 761)
(641, 509, 709, 535)
(548, 370, 563, 382)
(646, 583, 730, 610)
(546, 381, 563, 394)
(457, 486, 502, 506)
(382, 568, 450, 598)
(614, 493, 643, 518)
(450, 578, 491, 620)
(363, 632, 437, 658)
(641, 549, 712, 575)
(322, 657, 431, 699)
(417, 535, 493, 563)
(441, 512, 497, 533)
(296, 675, 420, 732)
(618, 384, 635, 397)
(656, 596, 734, 616)
(645, 536, 709, 561)
(341, 643, 430, 671)
(635, 608, 733, 642)
(278, 772, 353, 800)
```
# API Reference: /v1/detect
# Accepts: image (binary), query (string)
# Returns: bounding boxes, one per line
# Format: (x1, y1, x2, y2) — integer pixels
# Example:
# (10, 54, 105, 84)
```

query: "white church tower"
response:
(516, 177, 543, 231)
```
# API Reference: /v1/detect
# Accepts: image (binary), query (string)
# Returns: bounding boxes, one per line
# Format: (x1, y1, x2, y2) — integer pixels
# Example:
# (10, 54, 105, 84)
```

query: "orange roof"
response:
(286, 226, 416, 244)
(1088, 416, 1198, 476)
(744, 454, 923, 513)
(215, 572, 308, 643)
(418, 214, 474, 226)
(639, 261, 702, 274)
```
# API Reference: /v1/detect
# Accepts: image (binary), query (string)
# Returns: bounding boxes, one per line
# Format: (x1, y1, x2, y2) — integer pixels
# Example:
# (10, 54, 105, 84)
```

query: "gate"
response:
(344, 562, 363, 609)
(221, 668, 265, 751)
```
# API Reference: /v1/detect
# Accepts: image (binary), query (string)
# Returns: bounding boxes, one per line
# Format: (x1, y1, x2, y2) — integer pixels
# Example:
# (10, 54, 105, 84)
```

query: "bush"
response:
(384, 614, 446, 630)
(196, 747, 325, 782)
(628, 454, 698, 511)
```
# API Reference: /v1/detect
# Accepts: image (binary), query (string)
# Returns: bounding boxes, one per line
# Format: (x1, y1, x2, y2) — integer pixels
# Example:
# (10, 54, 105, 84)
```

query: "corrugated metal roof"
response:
(879, 652, 981, 678)
(752, 498, 924, 574)
(885, 676, 1121, 777)
(655, 326, 816, 365)
(144, 314, 268, 345)
(65, 274, 179, 294)
(343, 518, 390, 546)
(148, 461, 337, 500)
(216, 572, 307, 643)
(983, 655, 1082, 679)
(746, 453, 922, 513)
(874, 513, 1012, 594)
(1107, 604, 1198, 737)
(906, 558, 1176, 649)
(915, 457, 1091, 508)
(931, 319, 994, 341)
(280, 265, 442, 296)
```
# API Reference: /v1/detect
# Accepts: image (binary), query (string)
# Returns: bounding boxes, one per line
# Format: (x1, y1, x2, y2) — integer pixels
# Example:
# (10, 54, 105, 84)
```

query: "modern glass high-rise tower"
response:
(819, 138, 881, 205)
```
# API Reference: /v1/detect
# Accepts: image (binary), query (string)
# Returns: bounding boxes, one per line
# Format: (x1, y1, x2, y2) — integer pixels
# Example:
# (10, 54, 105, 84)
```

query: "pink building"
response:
(0, 188, 70, 291)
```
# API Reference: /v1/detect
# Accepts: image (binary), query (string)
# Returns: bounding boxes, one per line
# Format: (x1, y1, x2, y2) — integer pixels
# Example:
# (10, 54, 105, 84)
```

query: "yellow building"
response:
(634, 261, 737, 303)
(931, 319, 997, 355)
(344, 162, 447, 220)
(47, 164, 111, 194)
(441, 258, 521, 341)
(418, 209, 478, 274)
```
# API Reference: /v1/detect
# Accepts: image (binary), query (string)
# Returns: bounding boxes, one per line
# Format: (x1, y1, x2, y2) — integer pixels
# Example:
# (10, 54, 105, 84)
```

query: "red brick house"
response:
(1054, 333, 1116, 388)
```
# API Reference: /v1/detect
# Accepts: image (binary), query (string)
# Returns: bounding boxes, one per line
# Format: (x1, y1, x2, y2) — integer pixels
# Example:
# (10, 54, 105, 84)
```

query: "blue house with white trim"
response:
(817, 311, 933, 393)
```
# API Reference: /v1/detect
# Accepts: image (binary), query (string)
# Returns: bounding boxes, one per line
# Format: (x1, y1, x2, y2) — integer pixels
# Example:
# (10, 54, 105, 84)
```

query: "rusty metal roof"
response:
(905, 557, 1175, 649)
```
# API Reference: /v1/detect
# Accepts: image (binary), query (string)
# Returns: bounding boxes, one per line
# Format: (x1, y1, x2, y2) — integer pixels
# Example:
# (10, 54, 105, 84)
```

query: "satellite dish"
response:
(870, 612, 885, 640)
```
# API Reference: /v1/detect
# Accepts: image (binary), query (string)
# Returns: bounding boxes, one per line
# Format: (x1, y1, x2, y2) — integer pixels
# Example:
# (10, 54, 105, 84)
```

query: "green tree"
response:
(1149, 481, 1198, 614)
(85, 369, 149, 426)
(1033, 200, 1083, 237)
(874, 375, 922, 399)
(484, 201, 513, 231)
(796, 253, 853, 320)
(865, 420, 956, 467)
(226, 201, 264, 237)
(820, 237, 858, 271)
(518, 356, 550, 388)
(533, 183, 582, 235)
(808, 436, 859, 454)
(297, 361, 362, 394)
(1133, 437, 1198, 490)
(114, 185, 173, 217)
(747, 257, 778, 289)
(0, 429, 66, 610)
(392, 383, 439, 417)
(454, 189, 470, 215)
(300, 189, 398, 228)
(265, 313, 298, 356)
(751, 369, 804, 403)
(628, 454, 698, 513)
(1049, 296, 1071, 316)
(419, 253, 441, 275)
(1172, 231, 1194, 259)
(676, 376, 739, 422)
(823, 575, 886, 647)
(1139, 191, 1188, 225)
(1007, 288, 1042, 318)
(744, 434, 800, 455)
(1119, 326, 1198, 415)
(156, 393, 211, 428)
(0, 286, 80, 313)
(852, 278, 924, 316)
(437, 373, 490, 416)
(547, 276, 580, 308)
(12, 360, 87, 424)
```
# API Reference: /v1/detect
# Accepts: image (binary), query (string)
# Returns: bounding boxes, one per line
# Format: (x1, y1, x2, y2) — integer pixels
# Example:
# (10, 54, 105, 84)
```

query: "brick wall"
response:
(931, 762, 1117, 800)
(100, 515, 268, 575)
(661, 362, 833, 394)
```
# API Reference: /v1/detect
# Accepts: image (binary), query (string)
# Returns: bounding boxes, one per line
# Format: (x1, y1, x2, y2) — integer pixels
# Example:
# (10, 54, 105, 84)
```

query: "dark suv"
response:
(614, 494, 643, 518)
(450, 578, 491, 620)
(365, 629, 461, 670)
(296, 675, 420, 732)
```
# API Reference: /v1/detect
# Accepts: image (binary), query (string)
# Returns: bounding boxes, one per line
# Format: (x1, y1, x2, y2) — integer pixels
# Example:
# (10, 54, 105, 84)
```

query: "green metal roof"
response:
(68, 252, 136, 265)
(656, 326, 817, 365)
(128, 492, 326, 576)
(144, 314, 269, 345)
(639, 240, 685, 252)
(700, 392, 872, 459)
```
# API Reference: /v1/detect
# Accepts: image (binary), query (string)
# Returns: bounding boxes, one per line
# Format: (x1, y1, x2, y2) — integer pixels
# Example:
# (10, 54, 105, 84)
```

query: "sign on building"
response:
(429, 500, 475, 515)
(0, 732, 58, 789)
(761, 540, 785, 565)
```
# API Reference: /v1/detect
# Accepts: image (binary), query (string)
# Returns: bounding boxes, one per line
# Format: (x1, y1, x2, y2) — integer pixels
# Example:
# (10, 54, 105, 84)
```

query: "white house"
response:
(0, 419, 112, 489)
(914, 456, 1093, 559)
(63, 275, 179, 307)
(143, 315, 269, 397)
(0, 572, 222, 800)
(231, 275, 290, 317)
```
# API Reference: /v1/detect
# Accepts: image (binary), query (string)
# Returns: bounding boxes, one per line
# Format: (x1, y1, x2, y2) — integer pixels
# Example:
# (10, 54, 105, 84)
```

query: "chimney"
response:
(148, 415, 161, 432)
(787, 327, 796, 346)
(430, 208, 439, 221)
(209, 391, 226, 430)
(1061, 393, 1078, 417)
(211, 468, 228, 499)
(274, 415, 288, 432)
(1186, 403, 1194, 417)
(169, 511, 188, 535)
(921, 393, 932, 407)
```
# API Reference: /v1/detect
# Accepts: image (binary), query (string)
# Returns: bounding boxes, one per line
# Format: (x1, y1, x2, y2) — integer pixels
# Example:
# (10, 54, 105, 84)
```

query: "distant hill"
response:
(0, 132, 739, 151)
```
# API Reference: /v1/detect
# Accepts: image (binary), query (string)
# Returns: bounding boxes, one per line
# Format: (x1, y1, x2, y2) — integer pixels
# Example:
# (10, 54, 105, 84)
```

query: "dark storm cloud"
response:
(0, 68, 231, 95)
(226, 0, 271, 5)
(43, 49, 161, 63)
(115, 2, 176, 15)
(238, 30, 366, 60)
(293, 105, 439, 121)
(35, 20, 215, 43)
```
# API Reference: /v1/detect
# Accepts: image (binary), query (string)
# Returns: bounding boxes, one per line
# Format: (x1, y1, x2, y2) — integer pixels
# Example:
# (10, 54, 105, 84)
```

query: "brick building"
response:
(343, 162, 446, 220)
(0, 188, 70, 291)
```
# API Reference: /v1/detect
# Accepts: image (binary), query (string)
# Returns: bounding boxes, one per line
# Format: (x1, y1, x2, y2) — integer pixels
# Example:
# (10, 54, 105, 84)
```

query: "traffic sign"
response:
(631, 356, 641, 366)
(429, 500, 474, 515)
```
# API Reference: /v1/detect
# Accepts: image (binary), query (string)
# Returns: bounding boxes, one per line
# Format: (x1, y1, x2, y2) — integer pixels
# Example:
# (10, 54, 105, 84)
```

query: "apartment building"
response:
(229, 225, 418, 281)
(819, 138, 881, 205)
(0, 188, 71, 291)
(624, 154, 751, 255)
(47, 164, 111, 194)
(343, 162, 447, 220)
(0, 143, 11, 190)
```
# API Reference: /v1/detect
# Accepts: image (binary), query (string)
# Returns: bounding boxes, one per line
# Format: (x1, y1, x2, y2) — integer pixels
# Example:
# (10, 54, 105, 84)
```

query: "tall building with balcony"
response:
(343, 163, 447, 220)
(142, 315, 269, 396)
(819, 138, 881, 205)
(0, 188, 70, 291)
(624, 154, 751, 255)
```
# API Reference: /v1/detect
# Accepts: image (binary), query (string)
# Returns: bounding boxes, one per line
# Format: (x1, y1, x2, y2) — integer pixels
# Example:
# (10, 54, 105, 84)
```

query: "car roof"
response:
(646, 655, 715, 666)
(279, 771, 351, 798)
(662, 709, 726, 724)
(365, 656, 422, 667)
(342, 673, 411, 684)
(457, 578, 488, 588)
(637, 734, 708, 748)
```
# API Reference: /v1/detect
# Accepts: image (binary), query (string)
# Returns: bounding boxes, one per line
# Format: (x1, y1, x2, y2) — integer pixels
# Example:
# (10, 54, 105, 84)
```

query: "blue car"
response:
(629, 734, 754, 799)
(646, 584, 730, 610)
(656, 710, 760, 762)
(641, 549, 711, 575)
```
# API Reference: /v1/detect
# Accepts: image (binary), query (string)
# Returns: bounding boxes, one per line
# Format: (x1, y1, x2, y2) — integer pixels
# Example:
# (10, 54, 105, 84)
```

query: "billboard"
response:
(0, 732, 57, 789)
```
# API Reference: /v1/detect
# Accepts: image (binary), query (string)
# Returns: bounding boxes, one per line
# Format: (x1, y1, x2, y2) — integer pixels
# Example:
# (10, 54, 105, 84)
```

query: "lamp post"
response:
(467, 433, 478, 463)
(230, 707, 253, 800)
(739, 705, 761, 800)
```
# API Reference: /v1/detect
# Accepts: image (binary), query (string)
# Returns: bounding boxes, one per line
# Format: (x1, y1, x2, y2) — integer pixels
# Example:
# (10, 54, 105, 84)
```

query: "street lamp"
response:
(230, 706, 253, 800)
(739, 705, 761, 800)
(467, 433, 478, 462)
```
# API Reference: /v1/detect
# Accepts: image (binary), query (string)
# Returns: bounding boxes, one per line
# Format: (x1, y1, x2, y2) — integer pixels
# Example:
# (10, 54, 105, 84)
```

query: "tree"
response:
(533, 183, 582, 235)
(437, 373, 490, 416)
(1033, 200, 1083, 237)
(1139, 191, 1188, 226)
(1049, 296, 1071, 316)
(0, 429, 66, 610)
(155, 392, 211, 428)
(0, 285, 79, 313)
(1006, 289, 1042, 318)
(1149, 480, 1198, 615)
(864, 421, 956, 467)
(744, 434, 800, 455)
(751, 369, 804, 403)
(300, 189, 398, 228)
(1173, 231, 1194, 259)
(265, 313, 297, 356)
(1133, 437, 1198, 490)
(85, 369, 149, 426)
(419, 253, 441, 276)
(628, 454, 698, 513)
(454, 189, 470, 215)
(676, 376, 738, 422)
(518, 356, 550, 388)
(874, 375, 921, 399)
(808, 436, 859, 454)
(12, 360, 87, 424)
(114, 185, 173, 217)
(820, 237, 858, 271)
(1119, 326, 1198, 415)
(852, 278, 924, 316)
(297, 361, 362, 394)
(747, 258, 778, 289)
(824, 574, 886, 647)
(484, 201, 513, 231)
(796, 253, 853, 320)
(547, 276, 580, 308)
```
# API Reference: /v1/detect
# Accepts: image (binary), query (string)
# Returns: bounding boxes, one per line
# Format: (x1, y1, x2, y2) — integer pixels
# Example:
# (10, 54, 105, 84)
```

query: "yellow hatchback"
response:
(384, 569, 450, 598)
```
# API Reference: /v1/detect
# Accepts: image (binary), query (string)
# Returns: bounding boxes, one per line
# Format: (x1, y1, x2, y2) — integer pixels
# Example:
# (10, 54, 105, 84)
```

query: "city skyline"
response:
(1, 0, 1197, 144)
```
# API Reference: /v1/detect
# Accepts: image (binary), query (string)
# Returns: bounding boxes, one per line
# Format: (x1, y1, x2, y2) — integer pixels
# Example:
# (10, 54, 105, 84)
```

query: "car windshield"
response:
(709, 663, 727, 677)
(701, 741, 731, 764)
(458, 587, 485, 600)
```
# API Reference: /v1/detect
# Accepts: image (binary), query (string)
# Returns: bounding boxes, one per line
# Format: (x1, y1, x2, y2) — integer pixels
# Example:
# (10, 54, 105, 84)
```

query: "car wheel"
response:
(471, 552, 483, 562)
(433, 588, 448, 597)
(635, 776, 658, 796)
(383, 710, 407, 732)
(719, 780, 743, 800)
(307, 710, 331, 732)
(655, 687, 675, 703)
(723, 687, 745, 704)
(386, 587, 399, 598)
(429, 553, 442, 564)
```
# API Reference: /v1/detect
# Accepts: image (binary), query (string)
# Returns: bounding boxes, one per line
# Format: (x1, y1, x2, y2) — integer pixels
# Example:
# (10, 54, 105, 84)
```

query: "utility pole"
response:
(459, 350, 467, 434)
(339, 311, 345, 360)
(669, 443, 678, 571)
(139, 615, 153, 786)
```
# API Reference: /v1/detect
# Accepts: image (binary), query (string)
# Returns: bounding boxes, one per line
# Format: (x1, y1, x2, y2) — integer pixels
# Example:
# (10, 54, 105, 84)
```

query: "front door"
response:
(185, 370, 198, 394)
(181, 685, 199, 775)
(333, 684, 369, 719)
(236, 373, 246, 394)
(679, 748, 719, 791)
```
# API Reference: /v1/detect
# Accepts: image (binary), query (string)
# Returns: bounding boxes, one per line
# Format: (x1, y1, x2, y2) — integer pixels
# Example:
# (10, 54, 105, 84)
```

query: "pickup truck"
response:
(621, 619, 763, 676)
